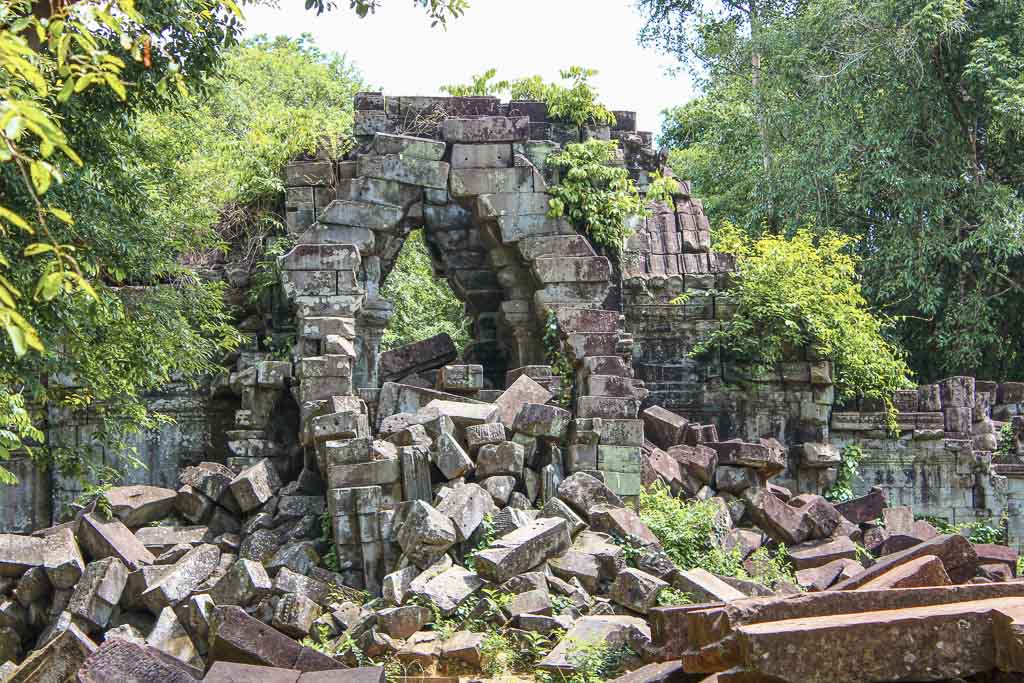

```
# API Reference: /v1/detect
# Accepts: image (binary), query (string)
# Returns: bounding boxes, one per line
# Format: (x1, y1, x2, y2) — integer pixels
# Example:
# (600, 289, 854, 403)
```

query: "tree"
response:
(381, 230, 470, 352)
(0, 0, 460, 482)
(646, 0, 1024, 382)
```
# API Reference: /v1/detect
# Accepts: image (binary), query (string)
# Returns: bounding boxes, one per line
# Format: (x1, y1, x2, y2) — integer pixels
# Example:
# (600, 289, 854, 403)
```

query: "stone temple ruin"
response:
(3, 94, 1024, 680)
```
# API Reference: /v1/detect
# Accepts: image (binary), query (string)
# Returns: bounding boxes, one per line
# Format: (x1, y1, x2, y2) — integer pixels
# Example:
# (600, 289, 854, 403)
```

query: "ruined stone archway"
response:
(276, 94, 656, 591)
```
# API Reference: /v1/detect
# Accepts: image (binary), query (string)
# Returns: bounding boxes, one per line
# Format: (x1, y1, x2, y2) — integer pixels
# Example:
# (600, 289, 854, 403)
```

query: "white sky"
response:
(242, 0, 694, 135)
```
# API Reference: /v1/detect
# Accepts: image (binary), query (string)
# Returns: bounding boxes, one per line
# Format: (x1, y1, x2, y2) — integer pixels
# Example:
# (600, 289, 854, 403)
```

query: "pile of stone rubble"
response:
(0, 345, 1023, 682)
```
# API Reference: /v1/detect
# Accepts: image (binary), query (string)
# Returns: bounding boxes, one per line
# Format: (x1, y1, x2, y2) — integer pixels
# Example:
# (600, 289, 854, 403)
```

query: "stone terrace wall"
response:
(620, 205, 835, 449)
(831, 376, 1024, 545)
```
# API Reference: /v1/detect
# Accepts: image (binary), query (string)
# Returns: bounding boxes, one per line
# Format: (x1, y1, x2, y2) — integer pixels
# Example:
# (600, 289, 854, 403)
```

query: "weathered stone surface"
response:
(465, 423, 506, 452)
(667, 445, 717, 484)
(473, 517, 571, 583)
(135, 526, 211, 554)
(786, 536, 858, 570)
(67, 557, 127, 629)
(78, 513, 155, 571)
(435, 483, 494, 543)
(229, 459, 282, 513)
(442, 630, 485, 668)
(479, 475, 516, 507)
(0, 534, 44, 578)
(641, 406, 688, 450)
(3, 621, 95, 683)
(373, 132, 446, 161)
(147, 606, 202, 668)
(273, 593, 322, 639)
(211, 558, 272, 606)
(208, 605, 340, 670)
(442, 116, 529, 143)
(833, 534, 978, 588)
(741, 489, 812, 546)
(858, 554, 951, 589)
(513, 403, 572, 439)
(357, 154, 449, 190)
(408, 566, 483, 615)
(106, 485, 177, 528)
(708, 440, 785, 475)
(476, 441, 525, 478)
(539, 615, 650, 672)
(141, 543, 220, 613)
(273, 568, 332, 607)
(77, 638, 201, 683)
(434, 432, 473, 479)
(557, 473, 624, 520)
(266, 541, 320, 576)
(40, 527, 84, 589)
(203, 661, 300, 683)
(539, 497, 586, 537)
(377, 605, 432, 640)
(714, 466, 762, 494)
(548, 550, 602, 593)
(589, 504, 659, 547)
(796, 558, 862, 592)
(493, 376, 554, 430)
(395, 500, 457, 568)
(424, 399, 497, 426)
(676, 568, 746, 604)
(380, 334, 457, 382)
(611, 568, 668, 614)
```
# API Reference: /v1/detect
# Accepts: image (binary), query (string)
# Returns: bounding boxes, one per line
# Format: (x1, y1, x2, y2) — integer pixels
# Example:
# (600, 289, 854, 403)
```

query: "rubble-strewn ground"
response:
(0, 368, 1022, 683)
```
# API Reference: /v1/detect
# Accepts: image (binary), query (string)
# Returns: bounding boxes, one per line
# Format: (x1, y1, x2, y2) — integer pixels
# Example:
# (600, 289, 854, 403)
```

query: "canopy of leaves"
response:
(381, 230, 471, 352)
(644, 0, 1024, 382)
(701, 224, 912, 408)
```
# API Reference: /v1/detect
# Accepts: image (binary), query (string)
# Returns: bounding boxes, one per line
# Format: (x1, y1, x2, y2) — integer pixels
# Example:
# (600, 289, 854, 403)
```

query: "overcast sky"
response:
(243, 0, 694, 135)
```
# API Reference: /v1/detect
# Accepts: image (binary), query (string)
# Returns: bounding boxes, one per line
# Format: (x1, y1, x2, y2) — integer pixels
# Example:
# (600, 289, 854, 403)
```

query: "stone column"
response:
(355, 296, 393, 390)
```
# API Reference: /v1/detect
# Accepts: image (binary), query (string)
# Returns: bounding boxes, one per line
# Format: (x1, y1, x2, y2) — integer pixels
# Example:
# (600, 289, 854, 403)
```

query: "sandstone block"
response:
(229, 459, 283, 513)
(106, 485, 177, 527)
(68, 557, 128, 630)
(78, 513, 155, 571)
(473, 517, 570, 584)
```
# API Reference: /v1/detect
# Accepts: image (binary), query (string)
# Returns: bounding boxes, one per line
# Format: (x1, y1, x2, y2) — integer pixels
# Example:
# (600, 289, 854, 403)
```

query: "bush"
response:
(441, 66, 616, 127)
(547, 140, 643, 254)
(639, 485, 746, 577)
(699, 224, 912, 420)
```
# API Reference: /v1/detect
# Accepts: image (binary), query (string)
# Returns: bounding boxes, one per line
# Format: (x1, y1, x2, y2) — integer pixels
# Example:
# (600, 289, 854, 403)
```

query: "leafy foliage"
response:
(639, 484, 746, 577)
(543, 312, 576, 408)
(645, 0, 1024, 382)
(918, 514, 1007, 545)
(640, 484, 799, 589)
(547, 140, 643, 254)
(698, 225, 912, 414)
(443, 66, 617, 127)
(824, 444, 865, 503)
(536, 640, 633, 683)
(657, 587, 693, 606)
(380, 230, 471, 352)
(307, 0, 468, 27)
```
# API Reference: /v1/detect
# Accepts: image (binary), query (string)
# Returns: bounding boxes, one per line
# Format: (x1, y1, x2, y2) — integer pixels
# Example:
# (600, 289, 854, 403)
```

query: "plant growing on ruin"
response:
(442, 66, 617, 127)
(645, 170, 682, 211)
(543, 312, 576, 407)
(745, 546, 799, 590)
(657, 587, 693, 606)
(695, 224, 912, 429)
(639, 484, 747, 577)
(547, 140, 643, 255)
(823, 444, 864, 503)
(536, 639, 633, 683)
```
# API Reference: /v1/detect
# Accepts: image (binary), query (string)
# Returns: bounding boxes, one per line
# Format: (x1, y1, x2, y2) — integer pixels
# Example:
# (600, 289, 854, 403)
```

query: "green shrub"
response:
(698, 224, 912, 427)
(823, 444, 864, 503)
(745, 546, 798, 590)
(442, 66, 616, 127)
(547, 140, 643, 254)
(639, 484, 746, 577)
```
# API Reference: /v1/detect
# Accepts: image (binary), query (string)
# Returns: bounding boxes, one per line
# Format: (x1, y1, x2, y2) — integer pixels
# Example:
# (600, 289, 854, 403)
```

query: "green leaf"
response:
(0, 206, 32, 234)
(30, 161, 52, 195)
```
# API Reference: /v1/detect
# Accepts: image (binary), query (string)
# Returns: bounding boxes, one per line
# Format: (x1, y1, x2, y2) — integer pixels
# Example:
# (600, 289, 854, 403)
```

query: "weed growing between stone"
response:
(639, 484, 798, 589)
